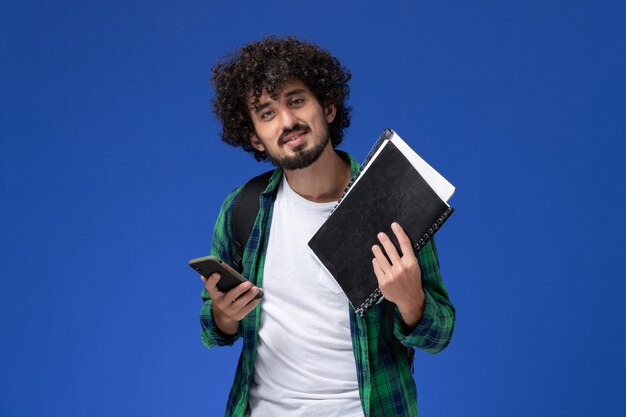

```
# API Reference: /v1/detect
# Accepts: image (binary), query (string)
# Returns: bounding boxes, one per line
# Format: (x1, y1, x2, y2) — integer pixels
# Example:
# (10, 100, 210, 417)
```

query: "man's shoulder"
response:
(211, 168, 280, 260)
(218, 184, 245, 213)
(219, 168, 281, 211)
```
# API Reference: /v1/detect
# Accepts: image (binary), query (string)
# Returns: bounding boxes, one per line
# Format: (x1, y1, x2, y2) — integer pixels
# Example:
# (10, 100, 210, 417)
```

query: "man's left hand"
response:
(372, 222, 425, 329)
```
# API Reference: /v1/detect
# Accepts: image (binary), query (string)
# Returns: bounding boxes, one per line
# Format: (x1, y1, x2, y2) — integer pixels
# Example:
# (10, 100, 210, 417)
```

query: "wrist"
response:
(213, 306, 239, 336)
(397, 290, 425, 329)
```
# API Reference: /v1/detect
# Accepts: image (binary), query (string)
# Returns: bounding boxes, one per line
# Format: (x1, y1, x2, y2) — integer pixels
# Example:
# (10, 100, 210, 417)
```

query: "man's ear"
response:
(249, 133, 265, 152)
(324, 103, 337, 123)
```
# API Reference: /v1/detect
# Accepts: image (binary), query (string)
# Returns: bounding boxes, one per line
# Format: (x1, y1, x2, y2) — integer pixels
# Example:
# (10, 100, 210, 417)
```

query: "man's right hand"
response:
(202, 273, 261, 336)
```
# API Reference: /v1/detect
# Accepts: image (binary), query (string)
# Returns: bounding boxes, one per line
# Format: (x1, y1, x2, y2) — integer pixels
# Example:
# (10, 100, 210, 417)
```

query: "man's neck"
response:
(283, 143, 351, 203)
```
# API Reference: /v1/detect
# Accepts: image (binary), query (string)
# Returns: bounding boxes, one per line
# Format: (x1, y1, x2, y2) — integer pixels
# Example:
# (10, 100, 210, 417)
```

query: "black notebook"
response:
(308, 129, 455, 316)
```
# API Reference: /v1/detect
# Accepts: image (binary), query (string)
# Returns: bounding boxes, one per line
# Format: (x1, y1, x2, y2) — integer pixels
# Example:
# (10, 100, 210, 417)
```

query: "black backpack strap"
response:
(230, 170, 274, 273)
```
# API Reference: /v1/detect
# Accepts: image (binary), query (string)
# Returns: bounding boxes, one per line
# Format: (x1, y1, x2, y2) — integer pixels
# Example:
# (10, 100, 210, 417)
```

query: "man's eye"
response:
(291, 98, 304, 106)
(261, 110, 274, 119)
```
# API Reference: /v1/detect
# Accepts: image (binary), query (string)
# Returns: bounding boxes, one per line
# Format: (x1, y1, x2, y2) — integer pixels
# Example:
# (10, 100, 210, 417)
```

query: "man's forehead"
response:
(248, 80, 309, 108)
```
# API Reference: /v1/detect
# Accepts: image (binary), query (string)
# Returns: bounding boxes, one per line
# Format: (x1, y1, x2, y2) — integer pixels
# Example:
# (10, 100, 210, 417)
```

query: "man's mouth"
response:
(280, 127, 309, 145)
(282, 130, 306, 144)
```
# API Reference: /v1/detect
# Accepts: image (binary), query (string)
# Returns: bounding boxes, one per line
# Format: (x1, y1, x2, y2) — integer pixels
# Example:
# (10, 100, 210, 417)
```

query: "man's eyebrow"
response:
(251, 101, 271, 114)
(283, 88, 306, 97)
(250, 88, 307, 113)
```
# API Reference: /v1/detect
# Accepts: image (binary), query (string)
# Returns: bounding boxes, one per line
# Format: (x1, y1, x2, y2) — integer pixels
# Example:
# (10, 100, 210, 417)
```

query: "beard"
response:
(265, 126, 331, 170)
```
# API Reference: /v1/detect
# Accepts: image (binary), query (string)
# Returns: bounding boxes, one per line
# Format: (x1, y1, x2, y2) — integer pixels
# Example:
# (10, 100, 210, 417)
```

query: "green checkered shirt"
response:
(200, 152, 455, 417)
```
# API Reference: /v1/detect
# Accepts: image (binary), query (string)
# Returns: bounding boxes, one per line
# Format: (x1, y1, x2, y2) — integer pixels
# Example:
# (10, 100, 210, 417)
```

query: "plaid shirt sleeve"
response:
(199, 186, 243, 348)
(393, 238, 456, 353)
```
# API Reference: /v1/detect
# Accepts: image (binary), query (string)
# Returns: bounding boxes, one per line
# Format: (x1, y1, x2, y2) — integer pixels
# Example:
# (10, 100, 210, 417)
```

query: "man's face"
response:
(248, 80, 336, 170)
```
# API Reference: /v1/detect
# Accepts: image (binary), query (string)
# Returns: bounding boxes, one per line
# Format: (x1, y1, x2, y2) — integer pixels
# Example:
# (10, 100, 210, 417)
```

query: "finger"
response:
(231, 286, 261, 310)
(205, 273, 222, 296)
(223, 286, 260, 321)
(224, 281, 254, 302)
(234, 297, 261, 320)
(372, 244, 391, 272)
(372, 258, 387, 283)
(377, 232, 402, 265)
(391, 222, 415, 259)
(201, 275, 207, 283)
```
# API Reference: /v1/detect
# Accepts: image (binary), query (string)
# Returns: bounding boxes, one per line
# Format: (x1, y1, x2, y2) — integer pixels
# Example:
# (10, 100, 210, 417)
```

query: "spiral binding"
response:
(412, 206, 455, 253)
(356, 287, 383, 317)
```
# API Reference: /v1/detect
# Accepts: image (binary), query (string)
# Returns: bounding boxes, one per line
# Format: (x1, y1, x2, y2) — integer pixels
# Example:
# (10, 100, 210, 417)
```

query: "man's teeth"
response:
(286, 133, 303, 142)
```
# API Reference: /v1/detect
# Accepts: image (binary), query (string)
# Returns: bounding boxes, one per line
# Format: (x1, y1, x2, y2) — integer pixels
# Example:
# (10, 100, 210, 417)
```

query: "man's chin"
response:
(271, 145, 325, 171)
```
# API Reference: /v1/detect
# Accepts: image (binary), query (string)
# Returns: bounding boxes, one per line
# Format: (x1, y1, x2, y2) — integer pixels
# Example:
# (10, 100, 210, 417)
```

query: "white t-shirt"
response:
(248, 176, 364, 417)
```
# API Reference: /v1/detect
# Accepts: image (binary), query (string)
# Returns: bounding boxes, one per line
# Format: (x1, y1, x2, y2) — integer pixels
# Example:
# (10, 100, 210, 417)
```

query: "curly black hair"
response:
(210, 36, 352, 161)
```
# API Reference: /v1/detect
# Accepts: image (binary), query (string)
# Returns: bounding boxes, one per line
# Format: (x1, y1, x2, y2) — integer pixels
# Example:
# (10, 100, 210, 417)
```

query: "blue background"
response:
(1, 0, 625, 416)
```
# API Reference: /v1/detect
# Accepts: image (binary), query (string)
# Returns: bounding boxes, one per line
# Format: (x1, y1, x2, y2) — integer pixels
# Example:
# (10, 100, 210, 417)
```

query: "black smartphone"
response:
(189, 255, 263, 299)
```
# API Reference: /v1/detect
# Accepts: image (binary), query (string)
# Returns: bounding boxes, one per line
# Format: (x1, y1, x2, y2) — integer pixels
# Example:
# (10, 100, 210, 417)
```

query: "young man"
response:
(200, 37, 455, 417)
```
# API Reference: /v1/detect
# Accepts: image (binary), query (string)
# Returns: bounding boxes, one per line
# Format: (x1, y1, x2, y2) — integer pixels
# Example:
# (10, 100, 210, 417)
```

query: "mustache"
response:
(279, 124, 310, 142)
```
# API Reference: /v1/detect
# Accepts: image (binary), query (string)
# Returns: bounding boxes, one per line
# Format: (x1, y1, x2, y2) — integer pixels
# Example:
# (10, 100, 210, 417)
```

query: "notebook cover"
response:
(308, 140, 452, 315)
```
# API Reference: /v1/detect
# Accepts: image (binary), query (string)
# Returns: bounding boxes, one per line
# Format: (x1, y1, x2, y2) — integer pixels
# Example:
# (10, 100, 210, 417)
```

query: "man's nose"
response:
(278, 107, 298, 128)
